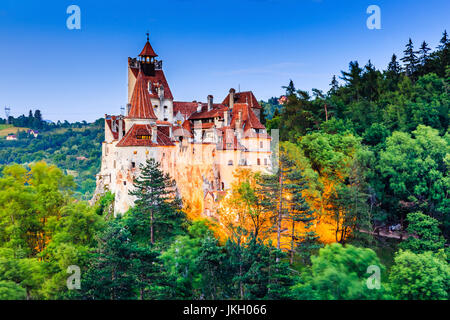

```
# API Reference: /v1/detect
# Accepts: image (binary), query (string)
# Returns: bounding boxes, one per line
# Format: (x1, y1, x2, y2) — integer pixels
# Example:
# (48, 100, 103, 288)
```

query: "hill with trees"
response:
(0, 31, 448, 300)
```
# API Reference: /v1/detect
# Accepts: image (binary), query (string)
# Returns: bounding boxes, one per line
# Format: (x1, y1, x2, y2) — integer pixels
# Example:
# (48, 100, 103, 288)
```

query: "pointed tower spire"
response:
(139, 33, 158, 58)
(128, 70, 157, 120)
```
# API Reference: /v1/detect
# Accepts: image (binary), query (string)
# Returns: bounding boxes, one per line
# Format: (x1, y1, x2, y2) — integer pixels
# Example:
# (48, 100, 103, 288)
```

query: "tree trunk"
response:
(277, 161, 283, 256)
(290, 220, 295, 265)
(150, 210, 154, 244)
(238, 237, 243, 300)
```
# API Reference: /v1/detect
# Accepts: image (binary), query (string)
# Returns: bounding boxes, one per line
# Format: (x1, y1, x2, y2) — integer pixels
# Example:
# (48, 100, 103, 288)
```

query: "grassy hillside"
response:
(0, 125, 30, 137)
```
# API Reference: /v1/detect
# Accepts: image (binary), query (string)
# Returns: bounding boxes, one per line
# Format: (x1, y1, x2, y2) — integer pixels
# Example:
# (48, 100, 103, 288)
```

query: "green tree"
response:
(78, 217, 169, 300)
(390, 250, 449, 300)
(291, 243, 389, 300)
(224, 235, 293, 300)
(401, 38, 418, 78)
(129, 159, 185, 245)
(377, 125, 449, 235)
(400, 212, 446, 254)
(0, 280, 27, 300)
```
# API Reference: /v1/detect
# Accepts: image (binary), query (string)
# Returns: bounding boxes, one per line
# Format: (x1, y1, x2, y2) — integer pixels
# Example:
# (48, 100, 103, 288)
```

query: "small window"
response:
(114, 160, 116, 169)
(154, 105, 158, 108)
(131, 162, 136, 168)
(260, 141, 263, 148)
(164, 105, 168, 109)
(257, 158, 261, 165)
(264, 158, 268, 165)
(221, 182, 225, 190)
(228, 160, 233, 166)
(137, 135, 151, 140)
(123, 181, 127, 186)
(164, 118, 168, 121)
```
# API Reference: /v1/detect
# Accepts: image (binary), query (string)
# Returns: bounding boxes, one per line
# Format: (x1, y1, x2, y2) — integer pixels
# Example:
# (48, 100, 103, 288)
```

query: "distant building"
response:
(278, 96, 287, 105)
(27, 129, 39, 138)
(6, 134, 17, 141)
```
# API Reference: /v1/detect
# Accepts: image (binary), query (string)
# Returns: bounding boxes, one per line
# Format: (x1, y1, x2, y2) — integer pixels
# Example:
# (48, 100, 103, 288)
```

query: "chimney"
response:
(229, 88, 235, 110)
(118, 119, 124, 140)
(207, 95, 213, 111)
(197, 102, 202, 113)
(152, 126, 158, 143)
(224, 109, 229, 126)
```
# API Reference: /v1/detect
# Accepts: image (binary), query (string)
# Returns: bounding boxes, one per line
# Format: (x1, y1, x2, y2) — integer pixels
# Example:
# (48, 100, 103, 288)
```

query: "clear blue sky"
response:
(0, 0, 448, 122)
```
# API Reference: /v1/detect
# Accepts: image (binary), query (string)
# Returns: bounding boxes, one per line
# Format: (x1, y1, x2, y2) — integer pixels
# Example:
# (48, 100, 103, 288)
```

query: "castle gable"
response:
(230, 103, 265, 130)
(222, 91, 262, 109)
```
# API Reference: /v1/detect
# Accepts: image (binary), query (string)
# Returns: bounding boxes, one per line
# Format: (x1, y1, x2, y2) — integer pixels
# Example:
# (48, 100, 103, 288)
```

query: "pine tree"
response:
(283, 157, 317, 265)
(129, 158, 183, 245)
(437, 30, 449, 50)
(329, 75, 339, 94)
(256, 149, 318, 263)
(282, 79, 296, 96)
(385, 54, 403, 90)
(78, 217, 171, 300)
(418, 41, 431, 65)
(340, 61, 363, 102)
(401, 38, 418, 78)
(387, 54, 402, 74)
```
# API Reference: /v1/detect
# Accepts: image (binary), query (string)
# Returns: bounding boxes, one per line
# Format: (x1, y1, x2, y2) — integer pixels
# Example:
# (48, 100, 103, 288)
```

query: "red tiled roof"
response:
(189, 103, 228, 120)
(128, 70, 158, 120)
(230, 103, 265, 130)
(139, 40, 158, 57)
(131, 68, 173, 100)
(173, 101, 199, 118)
(222, 91, 262, 109)
(116, 124, 175, 147)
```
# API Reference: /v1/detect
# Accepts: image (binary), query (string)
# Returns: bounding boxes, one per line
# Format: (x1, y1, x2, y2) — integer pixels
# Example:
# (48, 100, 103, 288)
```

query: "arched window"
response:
(264, 158, 268, 165)
(260, 141, 263, 148)
(257, 158, 261, 165)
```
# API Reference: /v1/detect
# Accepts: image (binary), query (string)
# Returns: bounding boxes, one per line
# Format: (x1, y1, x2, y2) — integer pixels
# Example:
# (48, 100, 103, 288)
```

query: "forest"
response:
(0, 32, 448, 300)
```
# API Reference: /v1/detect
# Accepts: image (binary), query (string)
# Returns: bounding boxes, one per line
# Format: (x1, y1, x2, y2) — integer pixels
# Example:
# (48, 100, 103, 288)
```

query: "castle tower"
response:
(139, 32, 158, 77)
(128, 34, 174, 124)
(125, 69, 158, 132)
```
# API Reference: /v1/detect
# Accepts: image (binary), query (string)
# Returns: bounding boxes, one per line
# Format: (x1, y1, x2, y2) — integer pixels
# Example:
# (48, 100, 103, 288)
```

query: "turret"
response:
(139, 33, 158, 76)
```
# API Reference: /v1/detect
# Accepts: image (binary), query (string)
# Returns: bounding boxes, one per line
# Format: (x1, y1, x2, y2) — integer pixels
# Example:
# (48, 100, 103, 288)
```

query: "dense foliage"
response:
(0, 119, 103, 198)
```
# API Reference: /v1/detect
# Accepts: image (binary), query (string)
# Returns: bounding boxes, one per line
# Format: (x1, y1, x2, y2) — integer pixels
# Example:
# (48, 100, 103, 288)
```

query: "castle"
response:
(94, 35, 273, 216)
